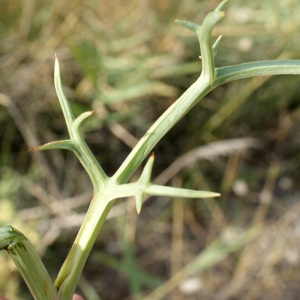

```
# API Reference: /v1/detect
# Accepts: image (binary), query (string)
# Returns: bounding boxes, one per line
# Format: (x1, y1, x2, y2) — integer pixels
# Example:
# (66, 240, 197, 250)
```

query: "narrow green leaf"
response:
(135, 193, 143, 215)
(213, 35, 222, 58)
(198, 1, 227, 80)
(215, 60, 300, 85)
(174, 19, 200, 33)
(72, 111, 94, 133)
(135, 154, 155, 213)
(215, 0, 229, 12)
(29, 140, 76, 152)
(0, 226, 58, 300)
(54, 55, 75, 135)
(0, 226, 21, 249)
(139, 154, 154, 186)
(145, 185, 220, 198)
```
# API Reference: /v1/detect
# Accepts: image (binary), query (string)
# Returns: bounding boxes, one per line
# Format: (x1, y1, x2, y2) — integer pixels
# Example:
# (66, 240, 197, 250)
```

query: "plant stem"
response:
(112, 1, 227, 184)
(0, 227, 58, 300)
(55, 193, 114, 299)
(54, 57, 108, 192)
(112, 73, 212, 184)
(215, 60, 300, 85)
(56, 1, 300, 296)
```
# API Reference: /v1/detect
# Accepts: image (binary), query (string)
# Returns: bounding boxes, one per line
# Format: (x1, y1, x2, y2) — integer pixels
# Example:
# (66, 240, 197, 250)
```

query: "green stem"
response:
(197, 1, 227, 81)
(113, 57, 300, 185)
(54, 6, 228, 295)
(112, 74, 212, 184)
(54, 73, 214, 298)
(112, 2, 228, 184)
(52, 2, 300, 298)
(214, 60, 300, 85)
(54, 57, 108, 192)
(55, 193, 114, 299)
(0, 227, 58, 300)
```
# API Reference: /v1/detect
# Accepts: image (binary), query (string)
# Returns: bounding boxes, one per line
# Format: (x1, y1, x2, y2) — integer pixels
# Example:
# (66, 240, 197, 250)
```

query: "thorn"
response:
(28, 147, 38, 152)
(215, 0, 229, 13)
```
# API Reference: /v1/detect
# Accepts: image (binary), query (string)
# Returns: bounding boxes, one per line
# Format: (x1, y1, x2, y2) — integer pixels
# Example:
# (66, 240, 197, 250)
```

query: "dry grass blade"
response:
(154, 137, 261, 185)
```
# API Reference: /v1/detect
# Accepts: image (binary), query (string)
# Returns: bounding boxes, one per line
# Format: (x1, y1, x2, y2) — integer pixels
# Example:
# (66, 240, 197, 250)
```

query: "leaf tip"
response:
(175, 19, 200, 33)
(202, 191, 221, 198)
(135, 195, 143, 214)
(28, 146, 38, 152)
(215, 0, 229, 13)
(54, 54, 60, 76)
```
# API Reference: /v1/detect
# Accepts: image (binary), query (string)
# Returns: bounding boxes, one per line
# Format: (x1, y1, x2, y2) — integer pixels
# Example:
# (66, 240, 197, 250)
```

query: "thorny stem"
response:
(3, 1, 300, 299)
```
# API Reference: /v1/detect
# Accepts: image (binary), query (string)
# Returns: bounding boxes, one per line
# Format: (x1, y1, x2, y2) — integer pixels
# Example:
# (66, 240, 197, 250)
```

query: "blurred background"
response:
(1, 0, 300, 299)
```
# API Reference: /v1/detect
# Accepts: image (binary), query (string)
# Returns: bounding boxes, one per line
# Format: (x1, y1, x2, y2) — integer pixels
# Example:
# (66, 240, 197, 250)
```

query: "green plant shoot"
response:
(1, 1, 300, 299)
